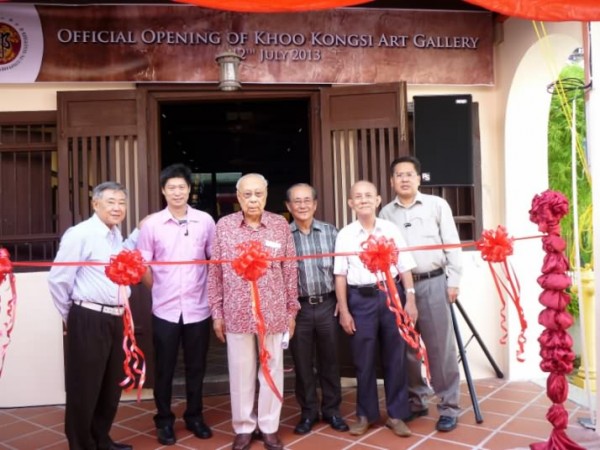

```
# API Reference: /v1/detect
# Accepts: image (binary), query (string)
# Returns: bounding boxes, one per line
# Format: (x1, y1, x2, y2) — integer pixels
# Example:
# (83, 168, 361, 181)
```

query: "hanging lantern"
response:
(215, 51, 242, 91)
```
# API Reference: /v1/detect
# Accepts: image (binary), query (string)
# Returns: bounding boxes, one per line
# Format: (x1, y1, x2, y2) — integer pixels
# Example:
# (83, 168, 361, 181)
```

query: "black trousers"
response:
(65, 304, 124, 450)
(152, 315, 210, 427)
(289, 294, 342, 420)
(347, 285, 410, 422)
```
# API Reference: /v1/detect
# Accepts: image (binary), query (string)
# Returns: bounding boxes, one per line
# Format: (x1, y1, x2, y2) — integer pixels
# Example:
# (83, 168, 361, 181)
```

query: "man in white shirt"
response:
(334, 180, 417, 438)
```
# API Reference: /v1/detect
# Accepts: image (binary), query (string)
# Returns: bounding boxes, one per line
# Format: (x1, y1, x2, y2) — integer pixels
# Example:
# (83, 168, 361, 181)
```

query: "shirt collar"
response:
(394, 191, 424, 208)
(157, 206, 195, 224)
(90, 213, 118, 237)
(350, 218, 384, 238)
(290, 219, 322, 233)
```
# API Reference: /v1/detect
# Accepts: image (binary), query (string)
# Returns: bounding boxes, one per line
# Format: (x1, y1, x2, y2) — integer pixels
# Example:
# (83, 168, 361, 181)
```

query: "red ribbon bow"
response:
(232, 241, 282, 402)
(359, 236, 399, 273)
(105, 250, 147, 286)
(476, 226, 527, 361)
(105, 249, 147, 401)
(0, 248, 17, 378)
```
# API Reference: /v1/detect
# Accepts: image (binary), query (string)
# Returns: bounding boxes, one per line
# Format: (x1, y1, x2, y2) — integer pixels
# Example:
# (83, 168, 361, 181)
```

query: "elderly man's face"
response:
(93, 189, 127, 228)
(237, 175, 268, 220)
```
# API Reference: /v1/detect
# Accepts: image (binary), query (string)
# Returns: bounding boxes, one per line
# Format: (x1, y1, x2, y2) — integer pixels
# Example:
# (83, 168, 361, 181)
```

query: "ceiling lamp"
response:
(173, 0, 371, 13)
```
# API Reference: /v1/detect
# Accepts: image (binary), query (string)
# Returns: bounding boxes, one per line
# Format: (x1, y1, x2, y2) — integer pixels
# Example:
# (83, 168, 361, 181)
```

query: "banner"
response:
(0, 4, 494, 84)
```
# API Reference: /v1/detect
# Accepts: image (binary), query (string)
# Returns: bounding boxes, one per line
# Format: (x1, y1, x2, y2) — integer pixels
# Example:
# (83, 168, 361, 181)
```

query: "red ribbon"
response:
(358, 236, 428, 371)
(232, 241, 282, 403)
(105, 250, 147, 401)
(477, 226, 527, 361)
(0, 248, 17, 377)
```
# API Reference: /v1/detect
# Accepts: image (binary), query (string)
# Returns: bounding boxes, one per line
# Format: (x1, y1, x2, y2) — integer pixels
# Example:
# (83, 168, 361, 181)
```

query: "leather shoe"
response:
(405, 408, 429, 422)
(436, 415, 458, 432)
(385, 418, 412, 437)
(262, 432, 283, 450)
(156, 425, 176, 445)
(232, 433, 253, 450)
(294, 417, 318, 435)
(186, 420, 212, 439)
(323, 415, 349, 432)
(109, 442, 133, 450)
(349, 416, 372, 436)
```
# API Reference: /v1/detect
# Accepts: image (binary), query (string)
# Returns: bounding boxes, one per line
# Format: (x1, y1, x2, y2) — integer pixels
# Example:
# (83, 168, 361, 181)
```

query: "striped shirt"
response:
(290, 219, 337, 297)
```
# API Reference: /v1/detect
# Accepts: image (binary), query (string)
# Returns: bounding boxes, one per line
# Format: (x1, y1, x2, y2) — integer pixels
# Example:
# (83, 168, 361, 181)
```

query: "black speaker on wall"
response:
(413, 95, 473, 185)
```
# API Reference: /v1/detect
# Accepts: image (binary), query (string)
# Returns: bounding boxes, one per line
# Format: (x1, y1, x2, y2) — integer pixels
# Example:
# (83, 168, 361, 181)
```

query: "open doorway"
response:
(158, 98, 311, 394)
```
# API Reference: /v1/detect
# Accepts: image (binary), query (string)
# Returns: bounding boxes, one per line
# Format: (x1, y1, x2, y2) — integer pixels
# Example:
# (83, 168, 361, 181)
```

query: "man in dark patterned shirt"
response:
(286, 183, 349, 435)
(208, 173, 299, 450)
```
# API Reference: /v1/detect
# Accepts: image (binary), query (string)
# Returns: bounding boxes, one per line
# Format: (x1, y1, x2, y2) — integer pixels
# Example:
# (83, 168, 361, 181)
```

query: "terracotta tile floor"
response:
(1, 378, 599, 450)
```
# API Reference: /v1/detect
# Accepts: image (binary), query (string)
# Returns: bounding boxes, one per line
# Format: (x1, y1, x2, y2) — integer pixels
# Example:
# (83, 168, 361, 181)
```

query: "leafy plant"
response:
(547, 65, 592, 317)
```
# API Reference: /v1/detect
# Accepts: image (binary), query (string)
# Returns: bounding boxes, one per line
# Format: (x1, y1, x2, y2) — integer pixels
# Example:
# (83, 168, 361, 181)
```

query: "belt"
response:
(349, 276, 400, 297)
(299, 292, 334, 305)
(74, 300, 124, 316)
(412, 268, 445, 282)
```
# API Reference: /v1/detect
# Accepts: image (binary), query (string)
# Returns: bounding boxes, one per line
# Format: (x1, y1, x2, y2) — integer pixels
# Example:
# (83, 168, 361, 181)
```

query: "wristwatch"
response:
(405, 288, 416, 294)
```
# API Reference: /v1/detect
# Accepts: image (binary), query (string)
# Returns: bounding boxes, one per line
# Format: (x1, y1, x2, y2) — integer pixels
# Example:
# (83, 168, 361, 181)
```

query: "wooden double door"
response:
(56, 82, 410, 391)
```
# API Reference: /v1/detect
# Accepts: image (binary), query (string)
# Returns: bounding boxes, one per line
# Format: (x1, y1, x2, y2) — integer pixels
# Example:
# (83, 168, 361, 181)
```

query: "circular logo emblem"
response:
(0, 22, 22, 66)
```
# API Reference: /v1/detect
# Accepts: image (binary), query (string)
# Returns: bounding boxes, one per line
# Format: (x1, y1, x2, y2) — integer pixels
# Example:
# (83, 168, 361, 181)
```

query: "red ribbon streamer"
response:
(358, 236, 428, 374)
(477, 225, 527, 361)
(105, 250, 147, 401)
(0, 248, 17, 377)
(232, 241, 283, 403)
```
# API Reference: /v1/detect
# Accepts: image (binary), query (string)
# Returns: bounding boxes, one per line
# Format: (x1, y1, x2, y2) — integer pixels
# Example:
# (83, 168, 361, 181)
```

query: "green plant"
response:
(547, 65, 592, 318)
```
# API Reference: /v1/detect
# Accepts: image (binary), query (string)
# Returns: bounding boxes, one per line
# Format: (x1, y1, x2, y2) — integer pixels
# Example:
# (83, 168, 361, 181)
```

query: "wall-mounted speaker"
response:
(413, 95, 473, 185)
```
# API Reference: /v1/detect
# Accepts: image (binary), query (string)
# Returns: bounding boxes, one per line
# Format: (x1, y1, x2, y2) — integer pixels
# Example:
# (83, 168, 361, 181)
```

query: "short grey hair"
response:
(236, 173, 269, 190)
(92, 181, 128, 200)
(286, 183, 317, 202)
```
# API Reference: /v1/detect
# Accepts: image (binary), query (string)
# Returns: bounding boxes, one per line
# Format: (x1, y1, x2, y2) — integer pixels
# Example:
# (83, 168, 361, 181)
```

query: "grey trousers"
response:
(407, 274, 461, 417)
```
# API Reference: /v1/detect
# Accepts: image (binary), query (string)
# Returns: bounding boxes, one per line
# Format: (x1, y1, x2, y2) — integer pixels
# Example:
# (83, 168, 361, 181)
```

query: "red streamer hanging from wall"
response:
(0, 248, 17, 378)
(528, 190, 584, 450)
(173, 0, 371, 13)
(462, 0, 600, 21)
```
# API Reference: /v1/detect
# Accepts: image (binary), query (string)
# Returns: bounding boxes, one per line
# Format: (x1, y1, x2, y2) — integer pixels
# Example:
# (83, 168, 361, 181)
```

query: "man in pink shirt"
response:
(208, 173, 299, 450)
(136, 164, 216, 446)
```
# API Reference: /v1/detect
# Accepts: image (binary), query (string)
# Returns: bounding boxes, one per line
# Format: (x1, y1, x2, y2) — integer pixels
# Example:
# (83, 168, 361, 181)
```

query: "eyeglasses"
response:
(291, 198, 314, 206)
(239, 190, 266, 200)
(352, 193, 377, 201)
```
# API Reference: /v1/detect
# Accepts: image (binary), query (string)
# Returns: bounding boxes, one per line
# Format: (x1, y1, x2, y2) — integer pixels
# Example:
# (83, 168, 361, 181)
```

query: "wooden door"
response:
(318, 82, 410, 377)
(57, 89, 154, 386)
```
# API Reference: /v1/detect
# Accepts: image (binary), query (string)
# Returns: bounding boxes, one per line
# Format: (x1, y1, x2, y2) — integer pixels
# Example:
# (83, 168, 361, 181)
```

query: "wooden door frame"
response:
(138, 84, 324, 218)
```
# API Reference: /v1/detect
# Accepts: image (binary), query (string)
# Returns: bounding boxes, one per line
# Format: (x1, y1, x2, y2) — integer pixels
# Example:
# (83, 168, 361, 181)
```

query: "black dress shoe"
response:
(436, 415, 458, 432)
(109, 442, 133, 450)
(294, 417, 318, 435)
(186, 420, 213, 439)
(324, 415, 349, 432)
(156, 425, 176, 445)
(405, 408, 429, 422)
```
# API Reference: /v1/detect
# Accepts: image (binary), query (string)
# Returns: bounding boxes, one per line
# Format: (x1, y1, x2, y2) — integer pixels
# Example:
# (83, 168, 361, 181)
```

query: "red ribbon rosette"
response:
(232, 241, 282, 403)
(358, 236, 427, 367)
(105, 250, 147, 401)
(0, 248, 17, 378)
(476, 225, 527, 361)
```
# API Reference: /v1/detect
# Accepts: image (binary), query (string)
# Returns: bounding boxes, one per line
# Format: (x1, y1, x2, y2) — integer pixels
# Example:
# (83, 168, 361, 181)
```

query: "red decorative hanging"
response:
(232, 241, 282, 402)
(463, 0, 600, 22)
(0, 248, 17, 378)
(529, 190, 584, 450)
(105, 250, 147, 401)
(173, 0, 371, 13)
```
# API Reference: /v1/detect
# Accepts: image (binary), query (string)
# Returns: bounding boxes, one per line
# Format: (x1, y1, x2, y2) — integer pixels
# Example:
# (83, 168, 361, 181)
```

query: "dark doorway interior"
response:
(158, 98, 311, 395)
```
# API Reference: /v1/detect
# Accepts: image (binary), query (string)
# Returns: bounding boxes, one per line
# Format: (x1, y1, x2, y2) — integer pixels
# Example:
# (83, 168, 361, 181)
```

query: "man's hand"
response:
(288, 318, 296, 339)
(404, 296, 418, 324)
(339, 310, 356, 335)
(213, 319, 226, 343)
(447, 287, 459, 304)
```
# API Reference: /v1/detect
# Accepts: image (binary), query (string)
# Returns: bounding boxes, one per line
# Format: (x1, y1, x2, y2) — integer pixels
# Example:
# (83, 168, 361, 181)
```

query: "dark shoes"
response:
(232, 433, 253, 450)
(323, 415, 349, 432)
(436, 415, 458, 432)
(405, 408, 429, 422)
(156, 425, 176, 445)
(294, 417, 318, 435)
(108, 442, 133, 450)
(262, 432, 283, 450)
(186, 420, 213, 439)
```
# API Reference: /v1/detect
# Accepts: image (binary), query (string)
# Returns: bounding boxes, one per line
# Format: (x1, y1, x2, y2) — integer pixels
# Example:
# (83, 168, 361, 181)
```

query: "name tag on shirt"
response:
(265, 240, 281, 250)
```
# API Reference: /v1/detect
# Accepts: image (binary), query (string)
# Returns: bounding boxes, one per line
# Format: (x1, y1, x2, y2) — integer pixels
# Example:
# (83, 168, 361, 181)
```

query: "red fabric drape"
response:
(173, 0, 371, 12)
(462, 0, 600, 21)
